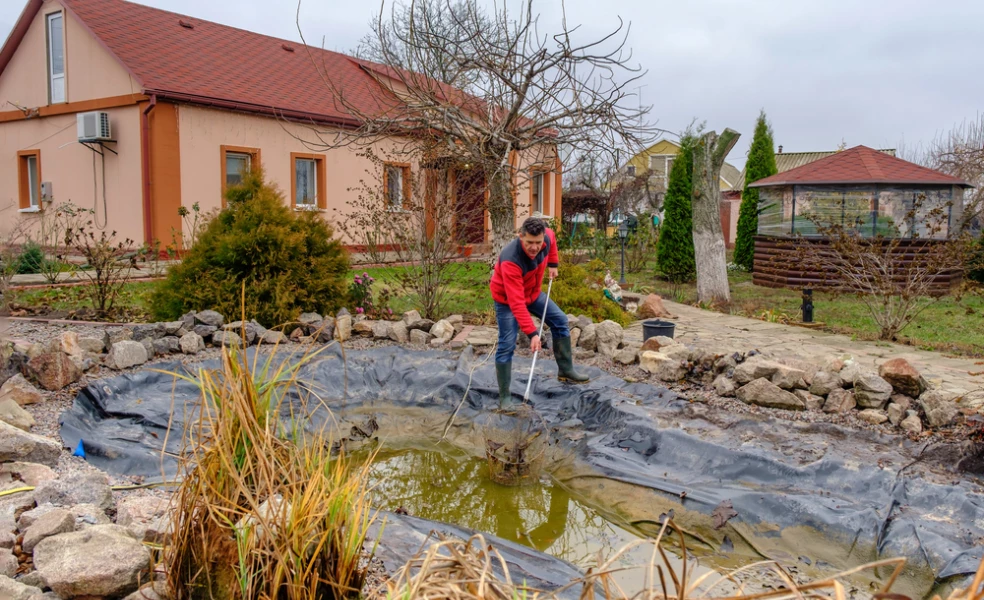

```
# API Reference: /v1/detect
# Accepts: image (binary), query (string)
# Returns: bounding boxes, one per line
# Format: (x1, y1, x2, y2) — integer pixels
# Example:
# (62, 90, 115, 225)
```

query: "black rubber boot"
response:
(554, 336, 589, 383)
(496, 362, 515, 409)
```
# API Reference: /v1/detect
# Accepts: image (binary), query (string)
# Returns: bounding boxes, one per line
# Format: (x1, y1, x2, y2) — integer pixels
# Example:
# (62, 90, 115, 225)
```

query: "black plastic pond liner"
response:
(61, 345, 984, 589)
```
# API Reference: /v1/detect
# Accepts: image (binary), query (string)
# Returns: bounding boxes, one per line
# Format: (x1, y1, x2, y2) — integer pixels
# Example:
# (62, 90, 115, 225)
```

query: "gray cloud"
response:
(3, 0, 983, 168)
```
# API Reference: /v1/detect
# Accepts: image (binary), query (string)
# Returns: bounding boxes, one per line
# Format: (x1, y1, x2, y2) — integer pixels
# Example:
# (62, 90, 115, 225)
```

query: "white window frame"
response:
(532, 172, 544, 214)
(46, 13, 65, 104)
(385, 164, 408, 209)
(665, 157, 675, 176)
(294, 157, 317, 206)
(225, 152, 252, 187)
(26, 155, 40, 209)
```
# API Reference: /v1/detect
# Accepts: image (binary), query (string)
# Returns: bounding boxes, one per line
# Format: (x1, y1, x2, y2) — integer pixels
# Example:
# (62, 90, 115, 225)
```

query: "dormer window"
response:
(46, 12, 65, 104)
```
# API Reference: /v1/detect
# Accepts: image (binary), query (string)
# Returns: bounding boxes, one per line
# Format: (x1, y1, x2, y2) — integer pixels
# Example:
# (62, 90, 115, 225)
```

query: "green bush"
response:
(150, 169, 350, 326)
(969, 235, 984, 284)
(16, 242, 45, 275)
(551, 262, 631, 327)
(656, 136, 696, 282)
(734, 110, 778, 271)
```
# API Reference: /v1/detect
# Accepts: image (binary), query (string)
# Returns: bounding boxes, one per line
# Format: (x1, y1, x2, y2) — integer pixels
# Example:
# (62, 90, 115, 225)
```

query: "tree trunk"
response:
(692, 128, 740, 305)
(487, 165, 516, 260)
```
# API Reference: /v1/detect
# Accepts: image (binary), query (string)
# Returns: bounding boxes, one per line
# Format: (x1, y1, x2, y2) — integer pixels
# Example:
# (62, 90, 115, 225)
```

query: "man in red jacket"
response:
(489, 217, 588, 409)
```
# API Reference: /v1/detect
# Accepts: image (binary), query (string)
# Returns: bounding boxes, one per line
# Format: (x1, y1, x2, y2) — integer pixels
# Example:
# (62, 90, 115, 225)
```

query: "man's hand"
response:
(530, 335, 542, 353)
(548, 267, 558, 280)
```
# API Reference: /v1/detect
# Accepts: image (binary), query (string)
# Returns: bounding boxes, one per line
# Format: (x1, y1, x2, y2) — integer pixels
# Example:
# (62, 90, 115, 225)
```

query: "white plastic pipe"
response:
(523, 278, 553, 403)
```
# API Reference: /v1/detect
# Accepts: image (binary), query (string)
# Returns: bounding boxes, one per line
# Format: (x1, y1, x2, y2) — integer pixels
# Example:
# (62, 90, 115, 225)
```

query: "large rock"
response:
(771, 365, 807, 390)
(33, 525, 151, 598)
(0, 420, 61, 466)
(34, 473, 114, 512)
(131, 323, 165, 341)
(353, 320, 375, 335)
(307, 318, 335, 343)
(105, 341, 149, 370)
(0, 462, 57, 489)
(636, 294, 674, 319)
(641, 336, 675, 353)
(878, 358, 927, 398)
(854, 373, 893, 409)
(0, 575, 42, 600)
(858, 409, 889, 425)
(887, 402, 906, 426)
(162, 321, 186, 336)
(402, 310, 422, 326)
(192, 324, 217, 339)
(152, 337, 181, 356)
(660, 344, 692, 363)
(429, 320, 454, 343)
(839, 362, 864, 388)
(409, 329, 432, 346)
(18, 503, 59, 530)
(335, 313, 353, 342)
(407, 318, 435, 333)
(70, 503, 113, 529)
(614, 347, 639, 365)
(27, 352, 81, 391)
(809, 371, 842, 397)
(778, 357, 819, 386)
(195, 310, 224, 328)
(259, 330, 287, 345)
(372, 320, 392, 339)
(102, 328, 134, 353)
(389, 321, 409, 344)
(569, 328, 581, 349)
(594, 321, 623, 359)
(823, 389, 856, 413)
(736, 378, 805, 410)
(713, 375, 736, 397)
(0, 549, 16, 578)
(48, 332, 84, 364)
(116, 496, 171, 543)
(224, 321, 259, 345)
(918, 389, 959, 428)
(0, 374, 43, 406)
(733, 357, 783, 385)
(0, 397, 34, 431)
(78, 336, 105, 355)
(901, 413, 923, 434)
(22, 508, 75, 553)
(793, 389, 825, 411)
(578, 324, 598, 351)
(640, 351, 687, 382)
(179, 332, 205, 355)
(211, 330, 243, 348)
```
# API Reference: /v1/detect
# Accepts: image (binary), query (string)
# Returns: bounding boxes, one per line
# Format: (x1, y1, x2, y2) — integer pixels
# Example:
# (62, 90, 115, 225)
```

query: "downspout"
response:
(140, 94, 157, 244)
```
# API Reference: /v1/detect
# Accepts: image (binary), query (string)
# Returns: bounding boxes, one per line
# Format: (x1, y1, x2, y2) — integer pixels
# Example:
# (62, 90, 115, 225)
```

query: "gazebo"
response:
(748, 145, 973, 291)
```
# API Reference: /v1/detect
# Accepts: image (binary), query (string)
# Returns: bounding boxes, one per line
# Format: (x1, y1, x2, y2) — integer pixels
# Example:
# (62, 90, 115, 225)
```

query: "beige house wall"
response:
(0, 105, 143, 243)
(0, 0, 139, 110)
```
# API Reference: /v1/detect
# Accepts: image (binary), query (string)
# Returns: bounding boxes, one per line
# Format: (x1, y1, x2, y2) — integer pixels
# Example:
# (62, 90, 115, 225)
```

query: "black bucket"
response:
(642, 319, 675, 341)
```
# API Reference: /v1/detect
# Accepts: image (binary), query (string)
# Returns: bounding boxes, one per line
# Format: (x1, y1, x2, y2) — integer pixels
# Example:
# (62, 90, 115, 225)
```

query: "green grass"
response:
(9, 281, 159, 321)
(352, 262, 495, 321)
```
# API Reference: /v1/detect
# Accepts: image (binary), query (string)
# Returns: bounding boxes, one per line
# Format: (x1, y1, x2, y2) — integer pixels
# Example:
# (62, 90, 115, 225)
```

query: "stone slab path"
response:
(623, 300, 984, 408)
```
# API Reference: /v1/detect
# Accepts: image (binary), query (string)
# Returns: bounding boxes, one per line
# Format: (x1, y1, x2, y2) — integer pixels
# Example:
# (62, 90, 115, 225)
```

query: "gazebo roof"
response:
(749, 145, 972, 188)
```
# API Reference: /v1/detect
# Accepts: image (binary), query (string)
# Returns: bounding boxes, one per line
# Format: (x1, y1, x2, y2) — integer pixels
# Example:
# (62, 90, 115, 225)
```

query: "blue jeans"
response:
(495, 293, 569, 364)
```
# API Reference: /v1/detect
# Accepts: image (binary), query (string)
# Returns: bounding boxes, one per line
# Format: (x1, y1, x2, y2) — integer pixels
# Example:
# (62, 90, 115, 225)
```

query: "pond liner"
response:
(60, 344, 984, 590)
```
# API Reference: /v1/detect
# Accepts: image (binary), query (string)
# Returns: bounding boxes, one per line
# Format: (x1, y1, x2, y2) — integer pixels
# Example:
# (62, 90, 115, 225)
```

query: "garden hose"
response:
(0, 480, 179, 498)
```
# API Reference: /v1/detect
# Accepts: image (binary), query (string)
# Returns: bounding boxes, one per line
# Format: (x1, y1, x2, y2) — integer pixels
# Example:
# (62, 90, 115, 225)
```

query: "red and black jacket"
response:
(489, 228, 559, 336)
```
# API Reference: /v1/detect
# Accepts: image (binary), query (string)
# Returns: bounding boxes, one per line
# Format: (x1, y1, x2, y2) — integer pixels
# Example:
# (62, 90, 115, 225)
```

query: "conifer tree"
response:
(656, 137, 696, 282)
(734, 111, 778, 271)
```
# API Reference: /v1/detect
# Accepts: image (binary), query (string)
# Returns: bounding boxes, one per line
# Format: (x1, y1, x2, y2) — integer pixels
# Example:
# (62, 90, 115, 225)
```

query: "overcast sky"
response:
(3, 0, 983, 168)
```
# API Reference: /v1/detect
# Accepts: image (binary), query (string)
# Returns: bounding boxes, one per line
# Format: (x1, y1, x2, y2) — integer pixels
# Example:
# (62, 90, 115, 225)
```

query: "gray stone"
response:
(17, 503, 58, 531)
(839, 362, 864, 388)
(195, 310, 224, 327)
(640, 351, 687, 382)
(27, 352, 81, 391)
(660, 344, 692, 363)
(211, 330, 243, 348)
(224, 321, 259, 345)
(0, 548, 15, 578)
(335, 314, 353, 342)
(353, 320, 375, 335)
(854, 373, 893, 409)
(78, 336, 105, 355)
(131, 323, 165, 341)
(576, 315, 593, 330)
(614, 347, 639, 365)
(106, 340, 149, 370)
(0, 374, 43, 406)
(407, 318, 435, 332)
(734, 357, 783, 385)
(163, 321, 186, 336)
(878, 358, 927, 398)
(298, 312, 323, 326)
(372, 321, 392, 339)
(0, 398, 34, 431)
(192, 324, 217, 339)
(890, 394, 913, 413)
(125, 583, 166, 600)
(823, 389, 857, 413)
(429, 320, 454, 343)
(809, 371, 843, 397)
(409, 329, 432, 345)
(887, 402, 905, 426)
(570, 328, 581, 349)
(429, 338, 446, 348)
(918, 389, 959, 428)
(117, 496, 171, 544)
(0, 575, 42, 600)
(152, 337, 181, 356)
(388, 321, 409, 343)
(139, 338, 155, 361)
(578, 324, 598, 351)
(179, 332, 205, 355)
(446, 314, 464, 331)
(0, 531, 13, 549)
(0, 420, 61, 466)
(771, 364, 807, 390)
(34, 473, 114, 512)
(858, 409, 889, 425)
(23, 508, 74, 553)
(102, 327, 133, 352)
(713, 375, 736, 397)
(778, 357, 819, 386)
(736, 378, 805, 411)
(70, 503, 112, 529)
(33, 524, 151, 599)
(0, 462, 57, 489)
(402, 310, 422, 326)
(249, 319, 268, 336)
(259, 330, 287, 345)
(17, 571, 44, 589)
(179, 311, 197, 329)
(466, 333, 496, 347)
(901, 414, 923, 434)
(713, 353, 738, 374)
(793, 389, 825, 411)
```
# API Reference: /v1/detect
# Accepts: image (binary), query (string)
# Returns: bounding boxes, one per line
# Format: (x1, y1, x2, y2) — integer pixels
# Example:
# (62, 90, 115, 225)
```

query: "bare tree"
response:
(691, 129, 740, 305)
(305, 0, 655, 256)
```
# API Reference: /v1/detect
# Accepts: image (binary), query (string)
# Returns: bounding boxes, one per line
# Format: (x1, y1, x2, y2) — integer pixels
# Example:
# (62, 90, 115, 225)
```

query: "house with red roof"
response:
(747, 145, 972, 290)
(0, 0, 561, 248)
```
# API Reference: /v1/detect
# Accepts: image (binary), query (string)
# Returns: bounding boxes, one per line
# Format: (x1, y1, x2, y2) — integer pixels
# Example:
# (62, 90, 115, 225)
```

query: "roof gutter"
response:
(749, 179, 974, 189)
(141, 94, 157, 244)
(145, 90, 364, 130)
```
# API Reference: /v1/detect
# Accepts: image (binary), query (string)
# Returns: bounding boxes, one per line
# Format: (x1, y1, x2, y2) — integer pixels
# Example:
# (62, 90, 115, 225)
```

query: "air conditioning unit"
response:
(77, 111, 112, 142)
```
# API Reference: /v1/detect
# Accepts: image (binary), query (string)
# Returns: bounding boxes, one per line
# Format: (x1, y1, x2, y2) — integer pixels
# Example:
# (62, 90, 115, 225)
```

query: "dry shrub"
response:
(164, 340, 376, 600)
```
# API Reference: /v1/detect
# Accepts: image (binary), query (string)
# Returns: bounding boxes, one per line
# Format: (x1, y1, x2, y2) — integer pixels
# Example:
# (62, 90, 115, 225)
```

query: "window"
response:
(46, 13, 65, 104)
(220, 146, 260, 202)
(291, 153, 326, 209)
(18, 150, 42, 211)
(384, 163, 410, 208)
(665, 157, 675, 176)
(626, 165, 636, 177)
(531, 172, 544, 214)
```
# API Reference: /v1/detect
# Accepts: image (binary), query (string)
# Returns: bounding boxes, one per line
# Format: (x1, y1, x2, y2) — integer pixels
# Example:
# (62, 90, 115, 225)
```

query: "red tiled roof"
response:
(749, 145, 971, 188)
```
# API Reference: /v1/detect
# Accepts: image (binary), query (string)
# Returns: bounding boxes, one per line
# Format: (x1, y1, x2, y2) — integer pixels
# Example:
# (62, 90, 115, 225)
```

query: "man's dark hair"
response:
(520, 217, 545, 236)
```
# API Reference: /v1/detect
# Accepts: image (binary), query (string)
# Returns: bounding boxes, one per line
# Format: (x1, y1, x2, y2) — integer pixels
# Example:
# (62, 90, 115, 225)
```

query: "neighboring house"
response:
(0, 0, 561, 249)
(622, 139, 741, 193)
(734, 146, 897, 187)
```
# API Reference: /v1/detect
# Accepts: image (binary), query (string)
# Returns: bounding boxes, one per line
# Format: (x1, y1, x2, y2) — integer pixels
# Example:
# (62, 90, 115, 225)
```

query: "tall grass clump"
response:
(164, 340, 376, 600)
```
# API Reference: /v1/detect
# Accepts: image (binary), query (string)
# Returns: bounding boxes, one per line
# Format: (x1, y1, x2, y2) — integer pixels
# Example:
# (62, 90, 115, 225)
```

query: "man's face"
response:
(519, 232, 545, 258)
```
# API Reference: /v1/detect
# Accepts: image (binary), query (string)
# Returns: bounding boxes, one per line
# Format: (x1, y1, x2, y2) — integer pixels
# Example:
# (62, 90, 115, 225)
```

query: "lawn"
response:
(9, 281, 159, 322)
(354, 261, 495, 322)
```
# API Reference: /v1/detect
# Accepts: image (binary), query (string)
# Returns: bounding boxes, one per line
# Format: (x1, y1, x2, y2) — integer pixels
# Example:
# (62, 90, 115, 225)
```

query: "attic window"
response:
(281, 43, 295, 52)
(178, 19, 194, 29)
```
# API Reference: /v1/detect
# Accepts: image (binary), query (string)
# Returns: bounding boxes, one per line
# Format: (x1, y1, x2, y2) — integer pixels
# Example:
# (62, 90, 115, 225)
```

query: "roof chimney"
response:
(777, 145, 783, 154)
(178, 19, 194, 29)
